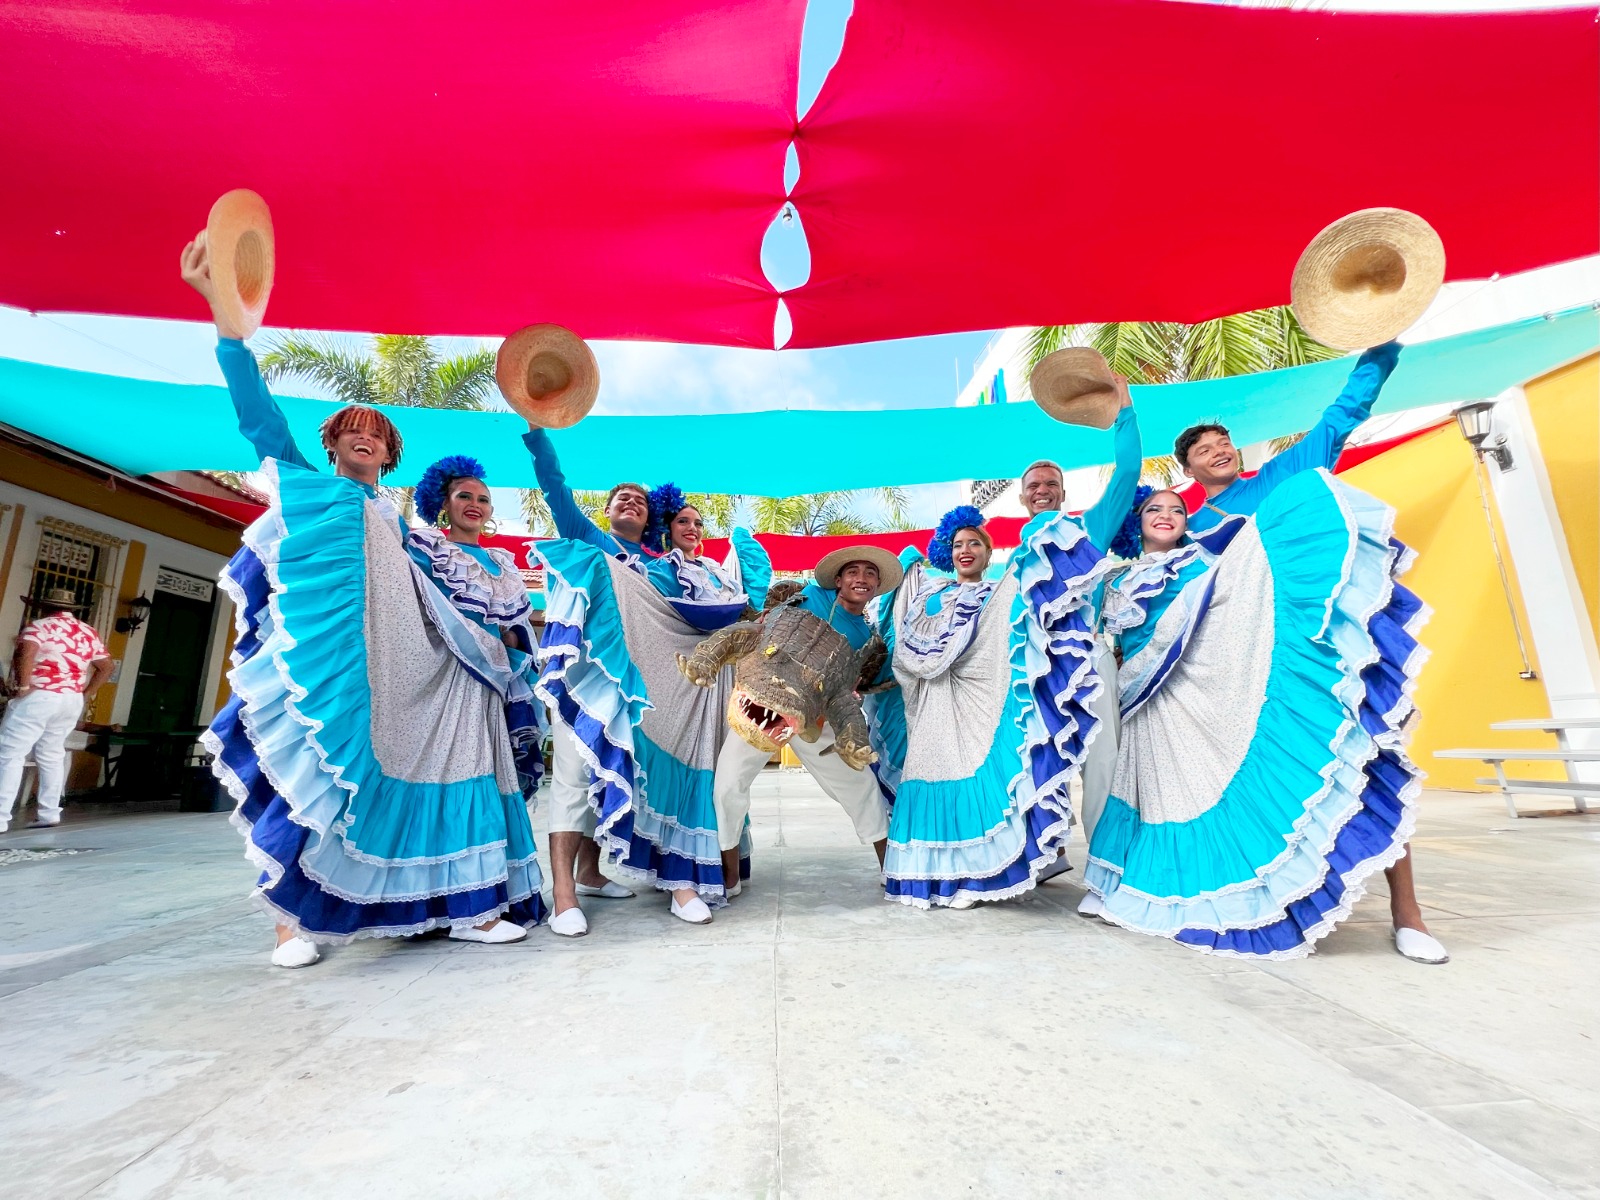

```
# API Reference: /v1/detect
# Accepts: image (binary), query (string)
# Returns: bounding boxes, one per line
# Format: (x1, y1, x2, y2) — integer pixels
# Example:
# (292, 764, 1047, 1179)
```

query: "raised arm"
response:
(1252, 342, 1400, 492)
(215, 339, 313, 469)
(1080, 382, 1140, 552)
(522, 427, 605, 544)
(180, 233, 311, 469)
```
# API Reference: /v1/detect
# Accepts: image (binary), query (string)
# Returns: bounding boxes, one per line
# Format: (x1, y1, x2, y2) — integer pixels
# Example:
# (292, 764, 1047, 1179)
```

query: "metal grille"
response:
(22, 519, 125, 636)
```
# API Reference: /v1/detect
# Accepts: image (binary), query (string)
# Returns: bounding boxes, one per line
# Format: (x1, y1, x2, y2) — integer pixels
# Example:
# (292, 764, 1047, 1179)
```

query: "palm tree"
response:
(1022, 306, 1340, 485)
(258, 333, 497, 518)
(749, 488, 911, 536)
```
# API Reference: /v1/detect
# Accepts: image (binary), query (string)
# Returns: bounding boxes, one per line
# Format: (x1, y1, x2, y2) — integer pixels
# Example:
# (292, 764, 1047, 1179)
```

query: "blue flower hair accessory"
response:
(1110, 484, 1156, 559)
(415, 454, 488, 526)
(644, 481, 688, 552)
(927, 504, 986, 572)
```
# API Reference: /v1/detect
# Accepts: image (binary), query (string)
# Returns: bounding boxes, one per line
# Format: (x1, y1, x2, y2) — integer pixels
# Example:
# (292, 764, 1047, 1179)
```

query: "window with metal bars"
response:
(20, 520, 123, 637)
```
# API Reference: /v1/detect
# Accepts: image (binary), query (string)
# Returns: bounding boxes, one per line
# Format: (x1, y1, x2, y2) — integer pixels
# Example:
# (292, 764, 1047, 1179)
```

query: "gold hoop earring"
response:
(436, 511, 450, 530)
(483, 518, 500, 537)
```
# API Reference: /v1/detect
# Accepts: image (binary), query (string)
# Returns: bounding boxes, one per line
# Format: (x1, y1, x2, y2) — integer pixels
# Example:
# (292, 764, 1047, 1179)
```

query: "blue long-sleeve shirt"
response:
(1187, 343, 1400, 532)
(1079, 406, 1142, 552)
(522, 428, 647, 561)
(216, 338, 314, 470)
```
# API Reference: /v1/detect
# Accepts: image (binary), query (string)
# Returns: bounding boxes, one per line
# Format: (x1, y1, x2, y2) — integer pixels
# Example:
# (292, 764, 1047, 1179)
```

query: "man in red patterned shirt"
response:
(0, 588, 113, 831)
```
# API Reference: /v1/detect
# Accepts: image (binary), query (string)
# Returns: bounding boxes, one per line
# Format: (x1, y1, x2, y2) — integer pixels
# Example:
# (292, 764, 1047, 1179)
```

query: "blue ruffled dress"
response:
(406, 528, 547, 799)
(204, 462, 546, 941)
(882, 512, 1107, 908)
(536, 530, 769, 903)
(1086, 469, 1428, 958)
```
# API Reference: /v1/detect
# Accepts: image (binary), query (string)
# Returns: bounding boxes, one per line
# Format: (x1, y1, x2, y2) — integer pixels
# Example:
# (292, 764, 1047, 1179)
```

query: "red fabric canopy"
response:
(785, 0, 1599, 348)
(0, 1, 799, 347)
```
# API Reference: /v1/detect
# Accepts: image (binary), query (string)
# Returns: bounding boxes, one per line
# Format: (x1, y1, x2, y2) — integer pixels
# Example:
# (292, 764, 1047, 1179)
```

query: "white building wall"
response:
(0, 481, 232, 727)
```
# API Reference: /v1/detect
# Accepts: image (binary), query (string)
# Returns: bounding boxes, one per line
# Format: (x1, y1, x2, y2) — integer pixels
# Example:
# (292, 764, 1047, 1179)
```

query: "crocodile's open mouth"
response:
(728, 689, 801, 753)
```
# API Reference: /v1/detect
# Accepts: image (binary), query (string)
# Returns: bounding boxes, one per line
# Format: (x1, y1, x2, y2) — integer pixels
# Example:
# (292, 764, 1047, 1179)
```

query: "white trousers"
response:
(1078, 642, 1122, 845)
(547, 721, 597, 836)
(712, 724, 890, 852)
(0, 690, 84, 827)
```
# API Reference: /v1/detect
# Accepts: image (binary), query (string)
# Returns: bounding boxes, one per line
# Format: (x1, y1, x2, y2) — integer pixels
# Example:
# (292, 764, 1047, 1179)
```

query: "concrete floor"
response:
(0, 776, 1595, 1200)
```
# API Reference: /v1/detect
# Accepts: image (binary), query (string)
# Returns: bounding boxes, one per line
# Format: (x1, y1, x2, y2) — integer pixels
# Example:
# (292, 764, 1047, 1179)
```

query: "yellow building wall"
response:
(1526, 354, 1598, 637)
(1341, 426, 1559, 790)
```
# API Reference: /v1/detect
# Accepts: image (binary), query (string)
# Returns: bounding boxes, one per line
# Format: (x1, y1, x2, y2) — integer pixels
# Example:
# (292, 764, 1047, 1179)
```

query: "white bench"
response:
(1434, 744, 1600, 819)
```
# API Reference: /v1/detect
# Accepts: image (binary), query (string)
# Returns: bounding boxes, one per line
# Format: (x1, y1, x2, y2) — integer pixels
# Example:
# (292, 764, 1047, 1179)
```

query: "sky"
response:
(0, 0, 1590, 531)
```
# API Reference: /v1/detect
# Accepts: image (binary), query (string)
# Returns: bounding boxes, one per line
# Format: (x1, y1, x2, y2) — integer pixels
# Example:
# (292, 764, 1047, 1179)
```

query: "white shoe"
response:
(670, 894, 714, 925)
(1394, 926, 1449, 964)
(575, 879, 635, 899)
(449, 920, 528, 945)
(1077, 892, 1105, 918)
(27, 817, 61, 829)
(726, 880, 742, 899)
(270, 936, 321, 969)
(548, 907, 588, 938)
(948, 895, 976, 910)
(1036, 852, 1072, 884)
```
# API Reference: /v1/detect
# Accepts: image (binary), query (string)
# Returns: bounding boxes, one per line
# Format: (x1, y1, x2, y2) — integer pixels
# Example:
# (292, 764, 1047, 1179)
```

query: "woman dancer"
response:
(407, 456, 546, 803)
(881, 505, 1105, 909)
(1087, 478, 1448, 962)
(183, 235, 541, 966)
(537, 483, 768, 924)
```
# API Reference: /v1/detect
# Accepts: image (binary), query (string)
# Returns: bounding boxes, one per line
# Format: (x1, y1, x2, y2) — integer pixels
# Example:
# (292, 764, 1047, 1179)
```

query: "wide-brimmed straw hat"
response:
(1291, 208, 1445, 352)
(495, 324, 599, 429)
(22, 587, 88, 612)
(205, 189, 275, 339)
(813, 545, 904, 596)
(1030, 348, 1121, 429)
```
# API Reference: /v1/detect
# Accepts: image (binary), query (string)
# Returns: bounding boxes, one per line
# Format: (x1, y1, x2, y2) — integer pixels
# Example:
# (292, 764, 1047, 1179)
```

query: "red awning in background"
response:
(0, 1, 801, 348)
(784, 0, 1598, 347)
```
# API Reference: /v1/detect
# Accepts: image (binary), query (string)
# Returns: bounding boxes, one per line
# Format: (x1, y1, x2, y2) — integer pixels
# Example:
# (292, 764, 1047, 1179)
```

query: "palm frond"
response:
(521, 489, 555, 537)
(372, 335, 441, 407)
(1267, 431, 1308, 456)
(687, 492, 743, 536)
(428, 349, 497, 411)
(1023, 324, 1078, 373)
(1094, 321, 1184, 383)
(258, 332, 381, 405)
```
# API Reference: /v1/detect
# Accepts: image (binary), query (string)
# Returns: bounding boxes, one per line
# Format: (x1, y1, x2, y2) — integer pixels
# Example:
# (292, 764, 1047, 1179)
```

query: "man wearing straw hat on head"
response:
(0, 588, 112, 832)
(710, 546, 903, 872)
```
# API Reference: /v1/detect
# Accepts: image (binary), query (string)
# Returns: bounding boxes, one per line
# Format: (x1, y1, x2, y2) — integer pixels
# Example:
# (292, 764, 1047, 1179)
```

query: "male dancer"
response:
(1177, 342, 1399, 531)
(711, 547, 900, 876)
(525, 427, 648, 935)
(1170, 342, 1448, 965)
(1019, 379, 1142, 911)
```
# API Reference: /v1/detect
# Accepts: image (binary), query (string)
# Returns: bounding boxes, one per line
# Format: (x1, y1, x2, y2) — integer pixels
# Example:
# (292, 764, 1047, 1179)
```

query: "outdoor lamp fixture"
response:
(1455, 400, 1537, 681)
(1454, 400, 1515, 471)
(115, 593, 152, 635)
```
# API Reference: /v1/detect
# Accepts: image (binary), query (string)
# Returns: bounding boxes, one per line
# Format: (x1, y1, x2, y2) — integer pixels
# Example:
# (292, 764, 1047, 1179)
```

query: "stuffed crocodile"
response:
(677, 592, 887, 771)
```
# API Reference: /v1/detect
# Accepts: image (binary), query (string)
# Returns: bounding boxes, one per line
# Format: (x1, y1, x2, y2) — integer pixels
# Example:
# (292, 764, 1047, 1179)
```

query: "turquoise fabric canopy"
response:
(0, 307, 1592, 496)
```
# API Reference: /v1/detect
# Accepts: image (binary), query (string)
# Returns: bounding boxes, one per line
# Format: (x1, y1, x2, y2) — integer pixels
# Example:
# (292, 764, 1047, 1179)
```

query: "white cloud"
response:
(587, 341, 832, 415)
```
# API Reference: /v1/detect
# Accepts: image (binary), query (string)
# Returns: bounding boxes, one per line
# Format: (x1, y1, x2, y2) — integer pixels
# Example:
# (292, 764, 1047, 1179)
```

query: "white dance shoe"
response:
(947, 895, 976, 910)
(271, 936, 321, 969)
(725, 880, 742, 899)
(575, 878, 635, 899)
(670, 894, 714, 925)
(549, 907, 589, 937)
(1076, 892, 1105, 918)
(449, 920, 527, 945)
(1393, 926, 1450, 964)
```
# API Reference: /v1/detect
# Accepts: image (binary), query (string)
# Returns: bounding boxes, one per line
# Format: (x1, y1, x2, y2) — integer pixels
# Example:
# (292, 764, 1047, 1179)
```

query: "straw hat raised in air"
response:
(1029, 348, 1122, 429)
(1291, 208, 1445, 352)
(205, 189, 275, 339)
(495, 323, 600, 429)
